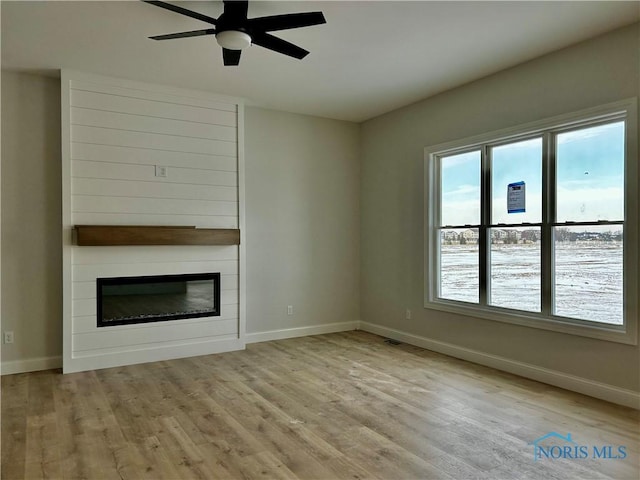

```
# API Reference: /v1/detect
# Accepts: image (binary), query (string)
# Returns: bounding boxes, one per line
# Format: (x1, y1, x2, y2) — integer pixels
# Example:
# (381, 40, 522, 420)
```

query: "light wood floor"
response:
(2, 331, 638, 479)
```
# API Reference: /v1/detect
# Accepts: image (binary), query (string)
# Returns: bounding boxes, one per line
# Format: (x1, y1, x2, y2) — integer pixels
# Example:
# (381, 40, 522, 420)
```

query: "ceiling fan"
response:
(143, 0, 326, 66)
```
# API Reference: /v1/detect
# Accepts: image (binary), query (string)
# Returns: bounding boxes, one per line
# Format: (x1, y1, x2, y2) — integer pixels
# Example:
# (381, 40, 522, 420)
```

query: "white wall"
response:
(244, 108, 360, 338)
(360, 23, 640, 392)
(61, 72, 244, 372)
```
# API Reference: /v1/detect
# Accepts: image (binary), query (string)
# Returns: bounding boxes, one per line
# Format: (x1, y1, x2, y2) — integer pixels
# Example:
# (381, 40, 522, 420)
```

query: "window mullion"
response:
(479, 144, 490, 306)
(541, 132, 555, 317)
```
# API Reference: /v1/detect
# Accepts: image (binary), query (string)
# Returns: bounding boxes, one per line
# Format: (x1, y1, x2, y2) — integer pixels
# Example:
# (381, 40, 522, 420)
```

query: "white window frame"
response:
(424, 99, 638, 345)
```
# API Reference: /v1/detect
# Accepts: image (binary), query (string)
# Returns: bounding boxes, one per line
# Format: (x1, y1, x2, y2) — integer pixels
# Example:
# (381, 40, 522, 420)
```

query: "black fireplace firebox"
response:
(97, 273, 220, 327)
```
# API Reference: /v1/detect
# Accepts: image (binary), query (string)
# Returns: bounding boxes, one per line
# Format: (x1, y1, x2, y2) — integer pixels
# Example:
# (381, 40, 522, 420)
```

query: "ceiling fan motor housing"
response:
(215, 11, 252, 50)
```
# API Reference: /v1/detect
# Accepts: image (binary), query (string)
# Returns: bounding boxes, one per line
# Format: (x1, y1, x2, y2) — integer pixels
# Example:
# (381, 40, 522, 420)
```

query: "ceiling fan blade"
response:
(223, 48, 242, 66)
(143, 1, 218, 25)
(248, 12, 326, 32)
(251, 32, 309, 60)
(150, 28, 216, 40)
(223, 0, 248, 20)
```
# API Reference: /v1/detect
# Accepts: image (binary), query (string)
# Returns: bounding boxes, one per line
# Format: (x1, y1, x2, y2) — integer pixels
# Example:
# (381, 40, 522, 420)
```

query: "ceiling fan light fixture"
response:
(216, 30, 252, 50)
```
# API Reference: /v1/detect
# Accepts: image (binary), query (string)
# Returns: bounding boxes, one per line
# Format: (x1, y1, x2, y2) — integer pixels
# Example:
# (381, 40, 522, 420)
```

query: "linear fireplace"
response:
(97, 273, 221, 327)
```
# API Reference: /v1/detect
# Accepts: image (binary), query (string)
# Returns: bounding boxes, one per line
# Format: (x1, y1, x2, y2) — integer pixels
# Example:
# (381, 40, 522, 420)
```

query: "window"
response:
(425, 100, 638, 344)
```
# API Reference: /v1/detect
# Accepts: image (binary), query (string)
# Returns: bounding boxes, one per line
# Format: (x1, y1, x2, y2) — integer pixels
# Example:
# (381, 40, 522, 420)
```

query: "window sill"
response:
(424, 299, 637, 345)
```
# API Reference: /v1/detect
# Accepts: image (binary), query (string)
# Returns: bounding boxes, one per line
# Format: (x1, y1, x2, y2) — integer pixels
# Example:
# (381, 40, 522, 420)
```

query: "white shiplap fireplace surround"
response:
(62, 71, 245, 373)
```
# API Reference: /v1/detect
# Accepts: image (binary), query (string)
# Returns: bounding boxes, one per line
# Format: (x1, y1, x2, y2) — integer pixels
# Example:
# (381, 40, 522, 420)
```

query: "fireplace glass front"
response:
(97, 273, 220, 327)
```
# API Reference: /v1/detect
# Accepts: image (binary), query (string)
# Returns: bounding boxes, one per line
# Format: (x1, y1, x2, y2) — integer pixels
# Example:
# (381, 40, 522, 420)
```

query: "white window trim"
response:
(424, 99, 638, 345)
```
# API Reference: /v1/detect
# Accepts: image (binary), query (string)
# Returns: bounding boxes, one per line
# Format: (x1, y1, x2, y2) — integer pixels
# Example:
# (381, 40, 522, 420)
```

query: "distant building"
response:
(461, 229, 478, 241)
(521, 229, 541, 242)
(442, 230, 458, 241)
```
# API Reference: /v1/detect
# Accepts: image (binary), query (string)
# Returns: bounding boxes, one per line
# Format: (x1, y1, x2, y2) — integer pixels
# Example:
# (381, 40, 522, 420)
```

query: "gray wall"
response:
(2, 24, 638, 394)
(245, 107, 360, 334)
(360, 23, 640, 391)
(0, 74, 361, 365)
(1, 72, 62, 364)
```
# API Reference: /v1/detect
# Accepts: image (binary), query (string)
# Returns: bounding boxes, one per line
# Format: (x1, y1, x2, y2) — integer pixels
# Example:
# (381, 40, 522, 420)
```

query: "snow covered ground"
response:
(439, 242, 623, 325)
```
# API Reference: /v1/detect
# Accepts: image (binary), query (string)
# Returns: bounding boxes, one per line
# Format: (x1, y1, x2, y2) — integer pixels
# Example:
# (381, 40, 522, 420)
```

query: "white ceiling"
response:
(2, 1, 639, 122)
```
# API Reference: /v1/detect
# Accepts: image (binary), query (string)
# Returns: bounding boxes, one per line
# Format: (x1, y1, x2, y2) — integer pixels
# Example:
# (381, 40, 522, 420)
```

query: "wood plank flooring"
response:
(2, 331, 638, 479)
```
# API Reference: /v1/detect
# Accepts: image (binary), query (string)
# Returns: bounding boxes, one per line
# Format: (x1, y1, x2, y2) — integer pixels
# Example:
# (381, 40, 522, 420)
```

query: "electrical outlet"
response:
(3, 331, 14, 344)
(405, 309, 412, 320)
(155, 165, 168, 178)
(287, 305, 293, 315)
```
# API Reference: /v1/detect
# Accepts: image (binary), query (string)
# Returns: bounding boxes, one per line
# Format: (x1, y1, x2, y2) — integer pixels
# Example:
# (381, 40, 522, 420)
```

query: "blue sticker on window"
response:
(508, 181, 526, 213)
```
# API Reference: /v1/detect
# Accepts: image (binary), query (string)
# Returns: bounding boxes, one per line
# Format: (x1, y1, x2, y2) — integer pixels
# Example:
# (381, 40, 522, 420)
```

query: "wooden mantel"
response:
(74, 225, 240, 246)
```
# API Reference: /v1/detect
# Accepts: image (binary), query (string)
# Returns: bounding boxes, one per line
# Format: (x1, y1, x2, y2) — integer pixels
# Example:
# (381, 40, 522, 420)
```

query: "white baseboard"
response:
(1, 320, 358, 374)
(358, 321, 640, 410)
(63, 337, 244, 373)
(1, 355, 62, 375)
(246, 321, 358, 344)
